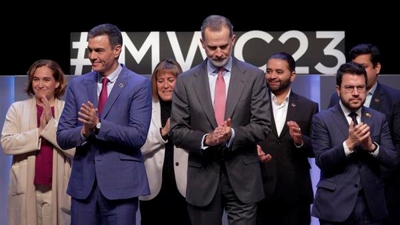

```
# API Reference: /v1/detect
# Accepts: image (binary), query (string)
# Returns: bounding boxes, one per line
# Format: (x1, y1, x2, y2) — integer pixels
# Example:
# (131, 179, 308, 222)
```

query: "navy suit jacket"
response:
(328, 82, 400, 207)
(57, 65, 152, 200)
(170, 57, 271, 207)
(311, 103, 398, 222)
(258, 91, 318, 205)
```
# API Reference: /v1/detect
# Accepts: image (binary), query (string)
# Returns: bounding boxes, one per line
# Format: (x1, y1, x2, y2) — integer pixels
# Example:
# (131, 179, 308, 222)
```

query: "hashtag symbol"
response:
(70, 32, 91, 75)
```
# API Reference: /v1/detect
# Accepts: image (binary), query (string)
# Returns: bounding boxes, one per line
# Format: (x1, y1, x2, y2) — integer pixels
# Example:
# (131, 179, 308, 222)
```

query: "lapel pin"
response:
(375, 98, 379, 103)
(291, 103, 296, 107)
(119, 83, 124, 88)
(365, 113, 371, 118)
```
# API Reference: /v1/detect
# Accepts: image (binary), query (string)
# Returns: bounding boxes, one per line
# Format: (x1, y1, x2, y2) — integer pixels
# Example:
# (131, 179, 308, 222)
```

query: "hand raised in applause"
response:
(346, 121, 374, 151)
(205, 118, 232, 146)
(161, 118, 171, 137)
(38, 97, 53, 134)
(78, 100, 99, 138)
(287, 120, 303, 146)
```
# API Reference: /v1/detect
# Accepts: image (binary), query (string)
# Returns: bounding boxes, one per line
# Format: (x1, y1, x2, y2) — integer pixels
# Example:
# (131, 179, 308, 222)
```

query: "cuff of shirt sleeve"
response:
(294, 141, 304, 148)
(369, 142, 379, 156)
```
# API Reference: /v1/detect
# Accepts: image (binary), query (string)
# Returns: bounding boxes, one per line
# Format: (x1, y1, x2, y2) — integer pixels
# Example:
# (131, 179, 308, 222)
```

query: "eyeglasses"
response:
(342, 85, 366, 93)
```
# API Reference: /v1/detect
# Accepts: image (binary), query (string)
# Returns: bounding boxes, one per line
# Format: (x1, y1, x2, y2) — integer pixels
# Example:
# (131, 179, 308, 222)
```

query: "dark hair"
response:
(88, 23, 122, 48)
(201, 15, 234, 40)
(268, 52, 296, 72)
(336, 62, 367, 87)
(348, 43, 380, 68)
(25, 59, 67, 98)
(151, 58, 182, 99)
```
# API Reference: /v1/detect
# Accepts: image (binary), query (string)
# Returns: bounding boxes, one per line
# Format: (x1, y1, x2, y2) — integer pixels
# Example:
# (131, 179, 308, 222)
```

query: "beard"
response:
(340, 97, 365, 111)
(210, 56, 230, 68)
(267, 79, 291, 94)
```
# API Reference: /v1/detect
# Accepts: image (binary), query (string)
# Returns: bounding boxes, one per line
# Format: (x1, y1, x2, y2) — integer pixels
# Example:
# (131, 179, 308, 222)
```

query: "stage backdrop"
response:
(70, 31, 346, 76)
(1, 74, 400, 225)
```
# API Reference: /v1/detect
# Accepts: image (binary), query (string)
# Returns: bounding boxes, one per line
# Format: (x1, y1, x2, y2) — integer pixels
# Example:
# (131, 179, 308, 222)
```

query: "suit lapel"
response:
(369, 83, 383, 110)
(361, 107, 373, 126)
(192, 62, 216, 127)
(267, 91, 278, 137)
(281, 92, 299, 136)
(225, 60, 246, 120)
(269, 103, 279, 137)
(331, 104, 349, 139)
(84, 72, 98, 107)
(101, 69, 128, 119)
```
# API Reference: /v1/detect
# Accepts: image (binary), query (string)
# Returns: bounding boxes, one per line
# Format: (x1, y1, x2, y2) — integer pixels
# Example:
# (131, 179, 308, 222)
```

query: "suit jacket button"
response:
(92, 160, 95, 164)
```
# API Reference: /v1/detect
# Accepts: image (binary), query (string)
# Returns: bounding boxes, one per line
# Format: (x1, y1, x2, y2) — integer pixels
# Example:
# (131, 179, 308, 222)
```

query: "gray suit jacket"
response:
(311, 103, 398, 222)
(170, 57, 271, 207)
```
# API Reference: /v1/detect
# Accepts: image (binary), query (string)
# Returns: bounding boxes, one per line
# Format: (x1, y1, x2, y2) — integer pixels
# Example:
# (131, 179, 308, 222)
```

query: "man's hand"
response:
(287, 120, 303, 146)
(257, 145, 272, 163)
(346, 121, 372, 151)
(78, 101, 98, 138)
(204, 118, 232, 146)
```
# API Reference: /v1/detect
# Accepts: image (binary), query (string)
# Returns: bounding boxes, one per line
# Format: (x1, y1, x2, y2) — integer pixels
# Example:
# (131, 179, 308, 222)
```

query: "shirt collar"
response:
(97, 64, 122, 83)
(207, 56, 233, 76)
(339, 101, 361, 116)
(368, 82, 377, 96)
(271, 89, 291, 105)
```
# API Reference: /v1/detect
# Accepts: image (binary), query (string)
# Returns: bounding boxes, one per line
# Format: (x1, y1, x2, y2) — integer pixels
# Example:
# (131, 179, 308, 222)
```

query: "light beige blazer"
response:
(139, 98, 188, 200)
(1, 97, 75, 225)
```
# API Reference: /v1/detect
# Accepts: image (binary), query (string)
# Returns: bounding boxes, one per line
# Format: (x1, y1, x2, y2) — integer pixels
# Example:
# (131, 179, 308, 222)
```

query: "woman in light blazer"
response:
(139, 58, 190, 225)
(1, 59, 75, 225)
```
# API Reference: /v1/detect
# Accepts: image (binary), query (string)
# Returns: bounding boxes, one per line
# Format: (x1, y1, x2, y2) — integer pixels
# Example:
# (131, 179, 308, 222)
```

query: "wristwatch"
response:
(95, 121, 101, 135)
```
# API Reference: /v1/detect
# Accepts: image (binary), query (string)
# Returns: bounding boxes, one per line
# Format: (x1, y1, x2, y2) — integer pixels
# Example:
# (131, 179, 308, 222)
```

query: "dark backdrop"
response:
(2, 5, 398, 75)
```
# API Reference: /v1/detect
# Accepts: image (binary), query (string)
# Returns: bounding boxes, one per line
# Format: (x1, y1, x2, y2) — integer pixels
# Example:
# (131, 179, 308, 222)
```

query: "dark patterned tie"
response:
(349, 112, 358, 125)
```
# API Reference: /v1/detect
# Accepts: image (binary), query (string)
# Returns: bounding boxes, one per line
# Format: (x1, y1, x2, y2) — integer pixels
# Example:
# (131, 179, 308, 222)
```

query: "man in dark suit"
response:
(328, 44, 400, 225)
(56, 23, 152, 225)
(312, 62, 398, 225)
(256, 52, 319, 225)
(170, 15, 271, 225)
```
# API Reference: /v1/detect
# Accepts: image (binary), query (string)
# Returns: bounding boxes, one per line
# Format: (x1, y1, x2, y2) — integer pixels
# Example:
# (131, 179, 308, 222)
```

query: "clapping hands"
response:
(205, 118, 232, 146)
(38, 96, 53, 133)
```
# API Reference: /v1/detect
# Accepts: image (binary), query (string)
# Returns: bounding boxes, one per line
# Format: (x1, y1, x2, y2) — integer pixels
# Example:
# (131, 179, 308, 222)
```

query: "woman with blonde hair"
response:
(139, 58, 191, 225)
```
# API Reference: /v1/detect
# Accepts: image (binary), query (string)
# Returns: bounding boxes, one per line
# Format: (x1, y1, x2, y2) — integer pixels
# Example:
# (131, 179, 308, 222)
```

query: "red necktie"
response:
(98, 78, 109, 117)
(214, 67, 226, 126)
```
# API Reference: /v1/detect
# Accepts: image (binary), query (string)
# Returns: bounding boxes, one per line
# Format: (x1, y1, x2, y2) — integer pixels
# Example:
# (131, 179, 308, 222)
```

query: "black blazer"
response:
(258, 91, 319, 205)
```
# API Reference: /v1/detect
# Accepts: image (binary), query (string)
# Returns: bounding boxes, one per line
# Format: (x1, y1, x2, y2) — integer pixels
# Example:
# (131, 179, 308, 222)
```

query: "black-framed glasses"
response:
(342, 85, 366, 93)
